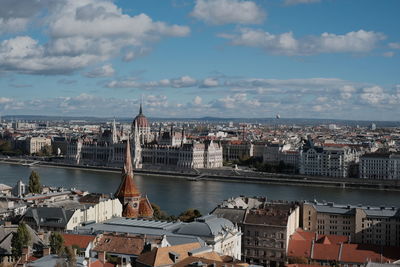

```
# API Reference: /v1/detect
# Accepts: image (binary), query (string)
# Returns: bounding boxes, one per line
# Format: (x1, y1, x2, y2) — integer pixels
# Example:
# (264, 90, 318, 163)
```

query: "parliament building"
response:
(66, 104, 223, 169)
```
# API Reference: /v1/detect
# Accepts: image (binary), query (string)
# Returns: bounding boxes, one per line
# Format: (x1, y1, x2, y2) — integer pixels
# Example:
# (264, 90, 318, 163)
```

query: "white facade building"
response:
(359, 153, 400, 180)
(176, 215, 242, 260)
(300, 146, 358, 178)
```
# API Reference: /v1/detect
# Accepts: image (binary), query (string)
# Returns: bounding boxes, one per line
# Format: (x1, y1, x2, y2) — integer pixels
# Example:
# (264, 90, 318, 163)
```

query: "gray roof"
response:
(77, 217, 206, 246)
(175, 215, 234, 237)
(28, 255, 61, 267)
(211, 207, 246, 224)
(0, 224, 44, 255)
(306, 201, 400, 218)
(24, 207, 75, 228)
(165, 235, 206, 247)
(29, 255, 102, 267)
(365, 263, 399, 267)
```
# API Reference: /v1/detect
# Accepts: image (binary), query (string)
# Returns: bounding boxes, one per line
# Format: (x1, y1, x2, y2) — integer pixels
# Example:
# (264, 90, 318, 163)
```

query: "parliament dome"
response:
(133, 104, 149, 128)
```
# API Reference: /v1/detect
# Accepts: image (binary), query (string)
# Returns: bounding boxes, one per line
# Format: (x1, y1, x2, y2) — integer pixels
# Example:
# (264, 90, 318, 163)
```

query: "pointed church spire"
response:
(112, 118, 118, 144)
(139, 95, 143, 115)
(123, 138, 133, 178)
(115, 138, 141, 208)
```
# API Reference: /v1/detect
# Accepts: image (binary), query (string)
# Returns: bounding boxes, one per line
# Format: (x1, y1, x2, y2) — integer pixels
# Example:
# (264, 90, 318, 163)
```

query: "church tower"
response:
(114, 138, 153, 218)
(115, 139, 141, 218)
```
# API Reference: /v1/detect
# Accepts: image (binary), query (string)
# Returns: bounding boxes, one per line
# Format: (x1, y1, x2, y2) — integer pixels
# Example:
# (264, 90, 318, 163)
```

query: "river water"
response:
(0, 163, 399, 215)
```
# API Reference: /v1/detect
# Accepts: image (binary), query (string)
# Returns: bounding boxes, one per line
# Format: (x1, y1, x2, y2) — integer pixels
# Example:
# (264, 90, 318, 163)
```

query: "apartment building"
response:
(221, 141, 253, 161)
(211, 197, 300, 267)
(300, 146, 358, 178)
(359, 152, 400, 180)
(302, 200, 400, 246)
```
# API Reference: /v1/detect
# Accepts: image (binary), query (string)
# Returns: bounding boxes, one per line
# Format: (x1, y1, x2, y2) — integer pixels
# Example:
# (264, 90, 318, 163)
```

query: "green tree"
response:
(11, 223, 31, 259)
(28, 171, 41, 194)
(50, 232, 64, 255)
(0, 140, 12, 153)
(178, 209, 202, 222)
(151, 203, 169, 221)
(65, 246, 76, 267)
(38, 145, 52, 157)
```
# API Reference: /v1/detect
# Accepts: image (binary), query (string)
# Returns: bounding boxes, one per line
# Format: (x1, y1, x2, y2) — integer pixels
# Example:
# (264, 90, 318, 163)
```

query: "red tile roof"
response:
(93, 234, 145, 256)
(63, 234, 95, 249)
(288, 229, 399, 264)
(139, 196, 154, 218)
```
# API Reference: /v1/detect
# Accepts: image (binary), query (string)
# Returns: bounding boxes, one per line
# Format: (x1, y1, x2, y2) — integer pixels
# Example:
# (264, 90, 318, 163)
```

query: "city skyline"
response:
(0, 0, 399, 120)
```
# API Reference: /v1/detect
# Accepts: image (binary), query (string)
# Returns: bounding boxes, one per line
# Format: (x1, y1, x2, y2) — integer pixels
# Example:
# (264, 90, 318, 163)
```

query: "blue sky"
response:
(0, 0, 399, 120)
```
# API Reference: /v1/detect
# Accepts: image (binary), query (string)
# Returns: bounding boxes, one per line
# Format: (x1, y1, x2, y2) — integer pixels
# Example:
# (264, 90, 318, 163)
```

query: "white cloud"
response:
(220, 28, 385, 56)
(0, 0, 59, 34)
(360, 86, 385, 105)
(0, 0, 190, 75)
(316, 96, 328, 103)
(0, 97, 13, 104)
(191, 0, 265, 25)
(193, 96, 203, 105)
(201, 78, 219, 87)
(107, 76, 198, 89)
(84, 64, 115, 78)
(388, 42, 400, 49)
(383, 51, 395, 58)
(340, 85, 356, 99)
(284, 0, 320, 6)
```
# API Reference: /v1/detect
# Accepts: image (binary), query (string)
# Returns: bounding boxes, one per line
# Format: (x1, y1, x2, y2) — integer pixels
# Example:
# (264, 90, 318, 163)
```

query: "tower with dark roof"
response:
(132, 103, 151, 144)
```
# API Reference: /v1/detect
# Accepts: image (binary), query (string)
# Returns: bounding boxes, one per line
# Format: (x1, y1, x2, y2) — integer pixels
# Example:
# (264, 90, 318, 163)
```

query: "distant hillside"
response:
(2, 114, 399, 127)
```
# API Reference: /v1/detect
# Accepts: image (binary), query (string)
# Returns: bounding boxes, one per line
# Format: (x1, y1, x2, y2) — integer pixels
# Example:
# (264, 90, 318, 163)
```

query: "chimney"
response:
(22, 246, 31, 262)
(98, 251, 106, 263)
(43, 247, 51, 256)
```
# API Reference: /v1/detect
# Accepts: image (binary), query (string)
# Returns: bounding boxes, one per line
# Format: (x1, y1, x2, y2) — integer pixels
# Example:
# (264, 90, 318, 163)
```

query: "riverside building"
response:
(211, 196, 300, 267)
(302, 200, 400, 247)
(359, 152, 400, 180)
(299, 141, 359, 178)
(66, 104, 223, 169)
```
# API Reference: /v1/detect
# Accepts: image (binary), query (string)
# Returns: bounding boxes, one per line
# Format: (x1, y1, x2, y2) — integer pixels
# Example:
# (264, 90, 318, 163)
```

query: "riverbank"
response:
(1, 157, 400, 191)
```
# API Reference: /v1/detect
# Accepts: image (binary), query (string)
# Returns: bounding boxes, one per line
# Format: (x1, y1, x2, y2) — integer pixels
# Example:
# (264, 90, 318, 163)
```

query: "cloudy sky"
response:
(0, 0, 399, 120)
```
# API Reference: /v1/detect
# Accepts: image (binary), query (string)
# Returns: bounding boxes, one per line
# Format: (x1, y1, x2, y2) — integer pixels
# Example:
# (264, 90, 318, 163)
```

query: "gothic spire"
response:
(123, 138, 133, 177)
(115, 138, 140, 201)
(139, 98, 143, 115)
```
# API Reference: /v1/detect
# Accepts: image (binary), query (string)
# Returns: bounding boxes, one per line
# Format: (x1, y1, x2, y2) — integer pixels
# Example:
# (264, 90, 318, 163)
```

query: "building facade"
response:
(302, 200, 400, 247)
(211, 197, 300, 267)
(300, 146, 358, 178)
(359, 153, 400, 180)
(221, 141, 253, 161)
(66, 105, 223, 169)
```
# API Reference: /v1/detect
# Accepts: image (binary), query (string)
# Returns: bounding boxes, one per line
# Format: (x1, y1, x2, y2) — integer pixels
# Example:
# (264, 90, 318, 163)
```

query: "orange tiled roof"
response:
(115, 139, 141, 199)
(93, 234, 145, 256)
(115, 173, 141, 198)
(288, 229, 400, 264)
(63, 234, 95, 249)
(137, 242, 202, 267)
(122, 203, 139, 218)
(340, 243, 399, 263)
(171, 255, 248, 267)
(139, 196, 154, 218)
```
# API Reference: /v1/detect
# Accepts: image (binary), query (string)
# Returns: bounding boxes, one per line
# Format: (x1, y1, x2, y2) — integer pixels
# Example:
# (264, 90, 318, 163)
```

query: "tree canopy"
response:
(50, 232, 64, 255)
(28, 170, 41, 194)
(11, 223, 31, 259)
(178, 209, 202, 222)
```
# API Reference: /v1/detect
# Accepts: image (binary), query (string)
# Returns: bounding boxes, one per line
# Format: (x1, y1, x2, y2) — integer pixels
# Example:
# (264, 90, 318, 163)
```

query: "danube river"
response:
(1, 163, 399, 215)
